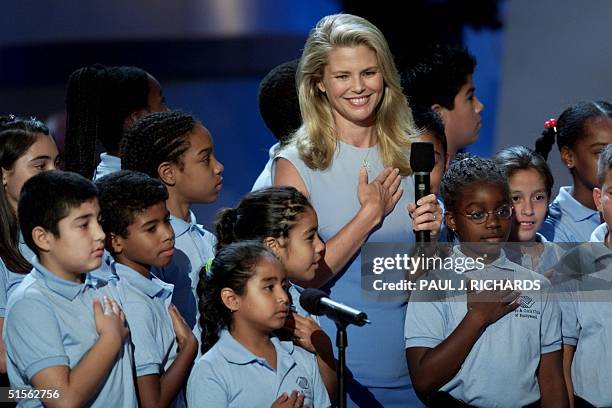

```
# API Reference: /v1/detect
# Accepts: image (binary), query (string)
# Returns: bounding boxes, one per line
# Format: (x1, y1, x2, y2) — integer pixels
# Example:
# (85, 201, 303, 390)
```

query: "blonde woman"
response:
(274, 13, 441, 407)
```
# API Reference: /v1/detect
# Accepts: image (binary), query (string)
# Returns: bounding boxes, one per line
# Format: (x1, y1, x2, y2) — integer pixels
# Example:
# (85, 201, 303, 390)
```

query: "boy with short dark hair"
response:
(252, 58, 302, 191)
(4, 170, 136, 407)
(96, 170, 197, 408)
(403, 45, 484, 158)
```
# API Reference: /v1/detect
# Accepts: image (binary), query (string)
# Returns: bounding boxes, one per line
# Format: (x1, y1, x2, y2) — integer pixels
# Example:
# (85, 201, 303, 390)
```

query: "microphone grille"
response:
(299, 288, 327, 316)
(410, 142, 435, 172)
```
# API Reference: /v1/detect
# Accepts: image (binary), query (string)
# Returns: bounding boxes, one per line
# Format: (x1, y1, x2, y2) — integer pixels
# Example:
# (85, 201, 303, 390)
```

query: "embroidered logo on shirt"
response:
(513, 295, 541, 320)
(296, 377, 310, 390)
(519, 295, 534, 308)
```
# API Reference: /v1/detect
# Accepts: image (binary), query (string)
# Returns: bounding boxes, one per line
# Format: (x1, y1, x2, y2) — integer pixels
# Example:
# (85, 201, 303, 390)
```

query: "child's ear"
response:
(262, 236, 283, 256)
(560, 146, 575, 169)
(593, 187, 603, 212)
(123, 108, 148, 130)
(443, 152, 451, 172)
(431, 103, 446, 116)
(431, 103, 450, 126)
(445, 211, 457, 234)
(110, 233, 123, 255)
(31, 226, 52, 252)
(158, 161, 176, 186)
(220, 288, 240, 312)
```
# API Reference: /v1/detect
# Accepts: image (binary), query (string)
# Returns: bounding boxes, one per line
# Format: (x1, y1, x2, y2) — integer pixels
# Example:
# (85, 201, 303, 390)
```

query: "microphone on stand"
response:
(410, 142, 435, 243)
(299, 288, 370, 327)
(299, 288, 369, 408)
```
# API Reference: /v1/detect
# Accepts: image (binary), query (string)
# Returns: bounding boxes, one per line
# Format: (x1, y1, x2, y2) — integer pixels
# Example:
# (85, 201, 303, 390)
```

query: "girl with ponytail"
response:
(214, 187, 323, 288)
(213, 186, 336, 399)
(535, 101, 612, 242)
(188, 241, 331, 408)
(64, 64, 167, 180)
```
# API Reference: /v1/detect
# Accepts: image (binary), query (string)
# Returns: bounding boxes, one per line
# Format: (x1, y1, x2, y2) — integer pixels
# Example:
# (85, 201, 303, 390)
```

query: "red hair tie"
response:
(544, 118, 557, 131)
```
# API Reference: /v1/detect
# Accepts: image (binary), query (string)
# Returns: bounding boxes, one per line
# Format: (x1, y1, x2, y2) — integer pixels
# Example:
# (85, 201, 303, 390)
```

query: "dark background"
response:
(1, 0, 610, 227)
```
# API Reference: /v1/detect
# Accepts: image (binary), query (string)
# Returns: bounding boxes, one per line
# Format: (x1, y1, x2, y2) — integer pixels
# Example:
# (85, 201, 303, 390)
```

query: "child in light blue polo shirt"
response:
(494, 146, 568, 275)
(560, 143, 612, 407)
(212, 186, 336, 399)
(187, 241, 331, 408)
(0, 115, 62, 376)
(251, 59, 301, 192)
(535, 101, 612, 242)
(121, 111, 223, 330)
(3, 171, 136, 407)
(160, 211, 216, 329)
(405, 155, 566, 407)
(540, 186, 600, 242)
(558, 243, 612, 408)
(97, 171, 197, 408)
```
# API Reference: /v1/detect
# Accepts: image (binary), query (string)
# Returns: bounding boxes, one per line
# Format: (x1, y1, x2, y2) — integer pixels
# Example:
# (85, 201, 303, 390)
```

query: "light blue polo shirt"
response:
(186, 329, 331, 408)
(96, 250, 115, 280)
(92, 152, 121, 181)
(405, 248, 561, 407)
(288, 283, 314, 320)
(0, 259, 28, 318)
(18, 232, 35, 266)
(3, 259, 137, 407)
(251, 142, 279, 191)
(505, 235, 566, 277)
(156, 211, 216, 331)
(558, 243, 612, 407)
(9, 233, 37, 312)
(539, 186, 600, 242)
(111, 262, 185, 408)
(0, 234, 37, 315)
(590, 223, 609, 242)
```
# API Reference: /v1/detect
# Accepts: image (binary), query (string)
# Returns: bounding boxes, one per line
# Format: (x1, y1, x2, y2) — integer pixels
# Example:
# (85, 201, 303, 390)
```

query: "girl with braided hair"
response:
(121, 110, 223, 333)
(187, 241, 331, 408)
(405, 153, 567, 407)
(64, 64, 167, 180)
(536, 101, 612, 242)
(213, 186, 336, 399)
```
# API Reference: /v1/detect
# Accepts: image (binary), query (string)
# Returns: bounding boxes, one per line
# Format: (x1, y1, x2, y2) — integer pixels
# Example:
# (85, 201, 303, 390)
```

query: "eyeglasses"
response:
(459, 204, 513, 224)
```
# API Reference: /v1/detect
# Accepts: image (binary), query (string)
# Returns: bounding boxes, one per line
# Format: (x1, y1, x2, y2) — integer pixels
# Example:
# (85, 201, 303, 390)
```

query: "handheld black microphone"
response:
(299, 288, 370, 327)
(409, 142, 435, 243)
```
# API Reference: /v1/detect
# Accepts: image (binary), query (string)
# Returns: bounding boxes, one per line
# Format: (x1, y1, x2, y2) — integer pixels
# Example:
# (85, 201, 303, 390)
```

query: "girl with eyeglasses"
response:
(404, 154, 567, 407)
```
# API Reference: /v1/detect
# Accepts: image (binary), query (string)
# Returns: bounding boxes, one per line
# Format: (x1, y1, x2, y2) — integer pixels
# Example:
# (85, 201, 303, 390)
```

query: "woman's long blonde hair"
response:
(292, 13, 416, 175)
